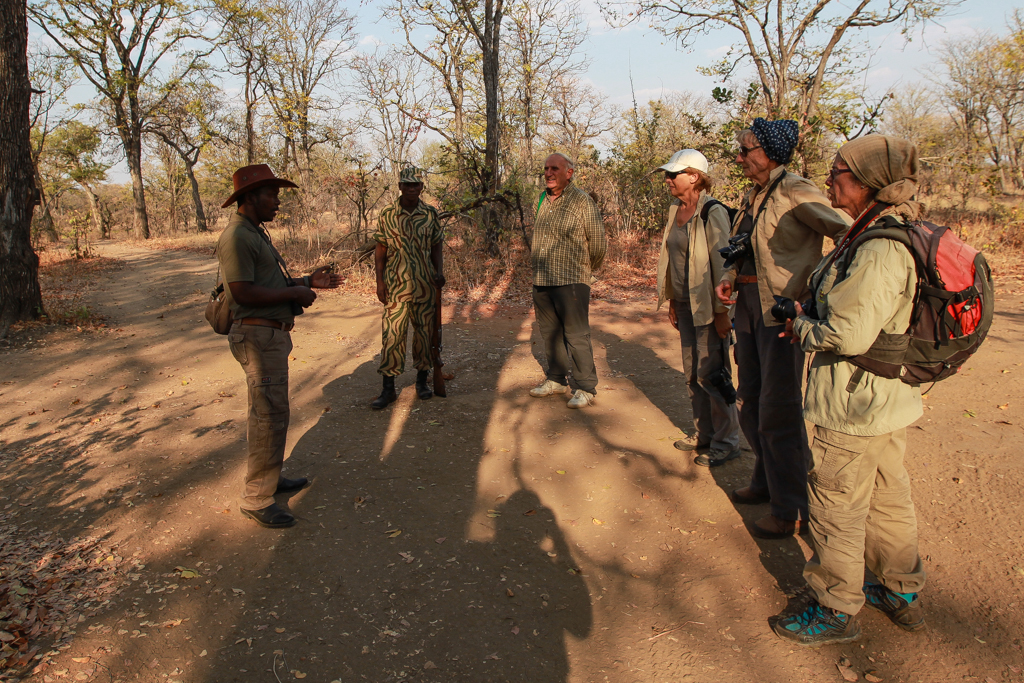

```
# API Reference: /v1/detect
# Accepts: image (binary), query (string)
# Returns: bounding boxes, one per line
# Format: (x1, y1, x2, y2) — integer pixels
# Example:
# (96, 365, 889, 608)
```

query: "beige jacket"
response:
(656, 192, 732, 326)
(792, 210, 922, 436)
(722, 165, 851, 326)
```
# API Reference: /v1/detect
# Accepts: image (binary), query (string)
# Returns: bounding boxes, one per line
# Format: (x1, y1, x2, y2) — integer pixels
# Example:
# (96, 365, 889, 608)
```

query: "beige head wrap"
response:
(838, 135, 922, 219)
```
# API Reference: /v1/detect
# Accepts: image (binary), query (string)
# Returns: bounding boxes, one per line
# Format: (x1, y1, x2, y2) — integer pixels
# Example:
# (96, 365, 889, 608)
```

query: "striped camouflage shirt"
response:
(373, 199, 444, 303)
(531, 183, 606, 287)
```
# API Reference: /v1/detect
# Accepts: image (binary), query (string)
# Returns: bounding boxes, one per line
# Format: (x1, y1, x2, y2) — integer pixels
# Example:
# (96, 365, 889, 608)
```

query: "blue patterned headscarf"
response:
(751, 118, 799, 165)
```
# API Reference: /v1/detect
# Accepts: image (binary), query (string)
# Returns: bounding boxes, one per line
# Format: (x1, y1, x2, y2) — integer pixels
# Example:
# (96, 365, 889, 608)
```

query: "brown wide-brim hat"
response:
(222, 164, 299, 208)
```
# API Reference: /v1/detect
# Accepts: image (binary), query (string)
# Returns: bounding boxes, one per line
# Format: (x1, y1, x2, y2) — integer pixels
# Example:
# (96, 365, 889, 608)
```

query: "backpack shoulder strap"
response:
(699, 199, 723, 222)
(836, 217, 913, 281)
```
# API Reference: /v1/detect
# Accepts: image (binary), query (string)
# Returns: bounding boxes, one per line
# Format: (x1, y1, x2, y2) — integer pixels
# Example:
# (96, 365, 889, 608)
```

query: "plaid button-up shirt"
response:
(531, 183, 606, 287)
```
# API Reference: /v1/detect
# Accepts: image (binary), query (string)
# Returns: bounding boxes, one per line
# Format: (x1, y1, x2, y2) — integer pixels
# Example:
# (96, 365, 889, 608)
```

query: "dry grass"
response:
(31, 250, 124, 328)
(109, 204, 1024, 310)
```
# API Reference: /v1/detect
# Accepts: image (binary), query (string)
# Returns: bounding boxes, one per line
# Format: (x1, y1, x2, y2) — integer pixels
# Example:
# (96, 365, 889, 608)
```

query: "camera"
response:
(770, 295, 812, 322)
(718, 232, 752, 269)
(708, 367, 737, 404)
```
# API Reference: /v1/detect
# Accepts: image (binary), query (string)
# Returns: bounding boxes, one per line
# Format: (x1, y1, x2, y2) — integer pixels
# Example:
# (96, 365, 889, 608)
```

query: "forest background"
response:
(7, 0, 1024, 329)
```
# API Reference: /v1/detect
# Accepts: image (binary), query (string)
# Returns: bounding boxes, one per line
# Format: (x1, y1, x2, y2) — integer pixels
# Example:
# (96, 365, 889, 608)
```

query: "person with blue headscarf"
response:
(714, 118, 850, 540)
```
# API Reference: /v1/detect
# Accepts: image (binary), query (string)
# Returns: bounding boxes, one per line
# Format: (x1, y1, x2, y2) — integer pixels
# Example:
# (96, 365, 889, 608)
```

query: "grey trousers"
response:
(533, 283, 597, 393)
(676, 300, 740, 451)
(733, 283, 810, 521)
(228, 323, 292, 510)
(804, 426, 926, 614)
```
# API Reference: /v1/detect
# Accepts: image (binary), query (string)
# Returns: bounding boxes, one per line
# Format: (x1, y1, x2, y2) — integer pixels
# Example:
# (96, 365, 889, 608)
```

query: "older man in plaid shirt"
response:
(530, 153, 607, 408)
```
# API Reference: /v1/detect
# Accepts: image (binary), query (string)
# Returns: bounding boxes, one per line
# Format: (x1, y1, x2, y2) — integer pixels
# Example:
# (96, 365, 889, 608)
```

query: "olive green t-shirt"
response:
(216, 213, 294, 323)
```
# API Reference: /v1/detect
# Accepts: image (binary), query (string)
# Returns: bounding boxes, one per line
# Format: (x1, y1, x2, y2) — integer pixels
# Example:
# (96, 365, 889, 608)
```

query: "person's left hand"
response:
(311, 266, 343, 289)
(713, 311, 732, 339)
(778, 301, 804, 343)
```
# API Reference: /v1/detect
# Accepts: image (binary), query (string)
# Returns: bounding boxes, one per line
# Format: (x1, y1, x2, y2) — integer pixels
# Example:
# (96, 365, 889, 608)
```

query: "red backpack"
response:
(836, 216, 994, 385)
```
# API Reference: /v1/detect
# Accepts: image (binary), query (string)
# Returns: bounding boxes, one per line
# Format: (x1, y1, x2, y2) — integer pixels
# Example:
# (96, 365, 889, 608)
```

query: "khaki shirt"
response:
(656, 192, 732, 326)
(793, 212, 922, 436)
(216, 213, 293, 323)
(373, 199, 444, 303)
(532, 183, 606, 287)
(722, 165, 851, 326)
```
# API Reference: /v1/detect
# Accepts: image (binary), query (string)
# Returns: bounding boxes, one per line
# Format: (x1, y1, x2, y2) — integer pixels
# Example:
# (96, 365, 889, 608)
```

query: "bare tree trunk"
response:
(32, 166, 58, 242)
(0, 0, 42, 337)
(80, 182, 103, 237)
(245, 63, 256, 165)
(183, 161, 207, 232)
(124, 132, 150, 238)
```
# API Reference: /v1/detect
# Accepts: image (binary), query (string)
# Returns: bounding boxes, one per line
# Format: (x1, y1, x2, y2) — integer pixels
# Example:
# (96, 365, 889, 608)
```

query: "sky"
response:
(32, 0, 1020, 182)
(354, 0, 1018, 108)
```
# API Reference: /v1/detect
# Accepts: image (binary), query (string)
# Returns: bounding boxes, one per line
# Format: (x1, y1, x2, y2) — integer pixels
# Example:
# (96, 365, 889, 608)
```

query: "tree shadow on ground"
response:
(588, 308, 809, 599)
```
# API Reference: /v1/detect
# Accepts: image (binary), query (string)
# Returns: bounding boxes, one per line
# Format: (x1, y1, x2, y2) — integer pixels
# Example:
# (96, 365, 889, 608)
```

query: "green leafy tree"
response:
(30, 0, 216, 238)
(46, 121, 110, 237)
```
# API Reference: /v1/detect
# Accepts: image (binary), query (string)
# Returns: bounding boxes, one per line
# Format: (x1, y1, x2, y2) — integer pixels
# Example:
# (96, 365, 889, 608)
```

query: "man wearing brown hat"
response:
(217, 164, 342, 529)
(370, 166, 445, 409)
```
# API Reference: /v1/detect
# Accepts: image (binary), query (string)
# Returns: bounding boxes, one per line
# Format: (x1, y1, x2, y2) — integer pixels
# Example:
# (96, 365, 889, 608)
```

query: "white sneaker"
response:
(530, 379, 569, 398)
(567, 389, 595, 408)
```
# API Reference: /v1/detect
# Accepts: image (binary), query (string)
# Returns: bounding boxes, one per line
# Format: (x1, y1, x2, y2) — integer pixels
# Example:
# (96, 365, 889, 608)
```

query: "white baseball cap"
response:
(656, 149, 709, 174)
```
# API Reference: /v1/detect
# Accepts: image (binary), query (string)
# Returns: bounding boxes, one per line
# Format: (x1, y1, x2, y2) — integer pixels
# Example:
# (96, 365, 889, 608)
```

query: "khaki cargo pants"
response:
(804, 425, 927, 615)
(228, 324, 291, 510)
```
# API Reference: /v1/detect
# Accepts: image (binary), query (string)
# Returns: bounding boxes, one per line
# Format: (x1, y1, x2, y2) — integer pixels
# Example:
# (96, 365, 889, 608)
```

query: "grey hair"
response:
(548, 152, 575, 170)
(736, 128, 757, 146)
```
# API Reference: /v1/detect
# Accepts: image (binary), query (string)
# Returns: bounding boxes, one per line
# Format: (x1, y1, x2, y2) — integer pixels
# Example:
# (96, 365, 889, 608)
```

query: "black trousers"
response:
(533, 284, 597, 394)
(734, 283, 810, 521)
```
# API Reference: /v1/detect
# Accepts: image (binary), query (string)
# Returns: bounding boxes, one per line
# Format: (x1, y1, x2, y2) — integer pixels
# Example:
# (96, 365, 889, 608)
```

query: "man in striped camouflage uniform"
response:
(371, 166, 445, 409)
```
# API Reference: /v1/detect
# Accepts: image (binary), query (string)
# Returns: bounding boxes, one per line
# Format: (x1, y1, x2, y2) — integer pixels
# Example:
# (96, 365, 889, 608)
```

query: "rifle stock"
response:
(431, 285, 447, 397)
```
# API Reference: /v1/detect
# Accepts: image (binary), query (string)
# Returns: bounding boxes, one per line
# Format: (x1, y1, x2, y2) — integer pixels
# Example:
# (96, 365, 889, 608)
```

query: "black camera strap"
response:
(255, 224, 295, 284)
(749, 169, 788, 233)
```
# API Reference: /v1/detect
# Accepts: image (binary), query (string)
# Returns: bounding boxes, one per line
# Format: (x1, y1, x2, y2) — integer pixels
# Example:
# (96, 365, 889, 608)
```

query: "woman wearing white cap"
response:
(655, 149, 741, 467)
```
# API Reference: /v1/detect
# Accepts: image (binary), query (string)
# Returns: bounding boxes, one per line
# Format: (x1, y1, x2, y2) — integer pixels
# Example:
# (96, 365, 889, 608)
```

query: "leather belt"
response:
(736, 275, 758, 284)
(238, 317, 295, 332)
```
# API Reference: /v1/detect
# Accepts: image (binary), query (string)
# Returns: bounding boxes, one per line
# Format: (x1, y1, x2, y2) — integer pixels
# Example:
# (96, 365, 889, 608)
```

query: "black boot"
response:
(415, 370, 433, 400)
(371, 376, 397, 409)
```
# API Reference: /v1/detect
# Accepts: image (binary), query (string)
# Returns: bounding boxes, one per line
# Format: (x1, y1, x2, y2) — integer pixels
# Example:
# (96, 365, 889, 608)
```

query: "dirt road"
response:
(1, 242, 1022, 683)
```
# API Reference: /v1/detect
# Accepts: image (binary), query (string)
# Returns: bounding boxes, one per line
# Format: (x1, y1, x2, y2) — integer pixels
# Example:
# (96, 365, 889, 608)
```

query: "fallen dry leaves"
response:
(0, 524, 128, 674)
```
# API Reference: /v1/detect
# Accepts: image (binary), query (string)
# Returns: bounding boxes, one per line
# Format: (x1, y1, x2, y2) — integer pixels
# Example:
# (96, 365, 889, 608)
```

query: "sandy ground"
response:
(1, 241, 1023, 683)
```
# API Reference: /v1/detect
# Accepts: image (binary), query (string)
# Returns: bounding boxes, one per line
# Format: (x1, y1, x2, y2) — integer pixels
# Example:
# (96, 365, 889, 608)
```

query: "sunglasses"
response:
(737, 144, 762, 157)
(664, 170, 683, 179)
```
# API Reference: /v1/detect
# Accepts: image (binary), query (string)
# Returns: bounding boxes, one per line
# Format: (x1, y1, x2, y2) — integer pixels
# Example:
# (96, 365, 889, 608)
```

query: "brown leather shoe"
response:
(730, 486, 770, 505)
(750, 514, 807, 539)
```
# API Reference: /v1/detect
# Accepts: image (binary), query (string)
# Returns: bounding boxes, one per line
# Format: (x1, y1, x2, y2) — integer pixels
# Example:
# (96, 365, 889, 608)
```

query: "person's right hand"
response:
(715, 281, 736, 305)
(668, 300, 678, 329)
(291, 286, 317, 308)
(376, 282, 388, 305)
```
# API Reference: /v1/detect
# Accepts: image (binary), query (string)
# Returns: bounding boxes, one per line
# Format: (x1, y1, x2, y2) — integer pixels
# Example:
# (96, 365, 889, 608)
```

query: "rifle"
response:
(430, 284, 451, 397)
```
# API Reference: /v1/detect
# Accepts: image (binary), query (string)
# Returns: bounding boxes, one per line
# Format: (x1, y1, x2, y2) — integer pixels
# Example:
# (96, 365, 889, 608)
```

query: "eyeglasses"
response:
(827, 167, 853, 181)
(737, 144, 762, 157)
(664, 170, 683, 179)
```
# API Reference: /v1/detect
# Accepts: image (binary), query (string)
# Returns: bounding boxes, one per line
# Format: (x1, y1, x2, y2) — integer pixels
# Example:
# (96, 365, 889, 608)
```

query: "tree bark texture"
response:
(0, 0, 42, 337)
(123, 126, 150, 239)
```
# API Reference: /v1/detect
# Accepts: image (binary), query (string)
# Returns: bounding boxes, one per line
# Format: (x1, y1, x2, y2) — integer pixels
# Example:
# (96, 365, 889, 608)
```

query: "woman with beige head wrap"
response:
(771, 135, 927, 647)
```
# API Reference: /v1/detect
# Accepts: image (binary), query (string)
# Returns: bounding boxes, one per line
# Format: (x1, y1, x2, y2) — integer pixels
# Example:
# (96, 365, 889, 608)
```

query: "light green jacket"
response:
(656, 192, 732, 326)
(793, 213, 922, 436)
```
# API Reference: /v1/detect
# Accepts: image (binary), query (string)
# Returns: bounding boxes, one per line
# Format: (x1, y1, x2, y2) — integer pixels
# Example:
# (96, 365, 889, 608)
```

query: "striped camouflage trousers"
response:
(379, 298, 435, 376)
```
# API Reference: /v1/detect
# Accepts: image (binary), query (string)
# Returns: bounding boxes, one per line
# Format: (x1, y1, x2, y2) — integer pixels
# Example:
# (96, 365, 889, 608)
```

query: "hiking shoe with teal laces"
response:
(772, 599, 862, 646)
(864, 583, 926, 631)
